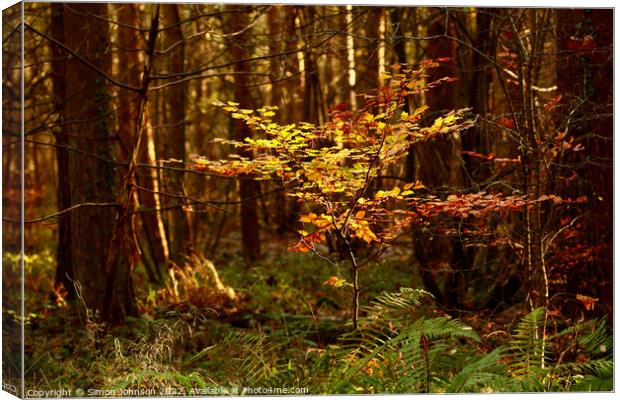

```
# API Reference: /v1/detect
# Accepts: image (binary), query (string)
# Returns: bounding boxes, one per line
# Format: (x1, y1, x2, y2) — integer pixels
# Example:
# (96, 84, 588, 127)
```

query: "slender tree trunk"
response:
(345, 5, 357, 110)
(300, 7, 326, 126)
(228, 5, 261, 262)
(161, 4, 192, 266)
(390, 7, 417, 181)
(50, 3, 74, 298)
(267, 6, 290, 235)
(102, 5, 163, 321)
(144, 107, 171, 265)
(188, 79, 210, 251)
(515, 9, 546, 310)
(462, 9, 493, 185)
(363, 7, 383, 92)
(281, 6, 303, 229)
(116, 3, 163, 283)
(282, 6, 301, 124)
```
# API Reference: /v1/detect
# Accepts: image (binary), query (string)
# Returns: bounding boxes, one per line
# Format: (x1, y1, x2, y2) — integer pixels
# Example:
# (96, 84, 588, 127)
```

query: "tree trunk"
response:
(390, 7, 417, 181)
(300, 7, 327, 126)
(116, 3, 164, 283)
(50, 3, 74, 298)
(345, 5, 357, 110)
(63, 3, 136, 319)
(228, 5, 261, 262)
(161, 4, 192, 266)
(461, 9, 493, 185)
(418, 8, 462, 189)
(279, 6, 303, 231)
(362, 7, 383, 92)
(282, 6, 302, 124)
(267, 6, 289, 235)
(414, 8, 465, 310)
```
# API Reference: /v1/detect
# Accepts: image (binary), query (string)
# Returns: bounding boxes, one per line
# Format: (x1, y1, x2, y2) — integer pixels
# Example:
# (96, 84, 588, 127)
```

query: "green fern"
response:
(325, 288, 488, 393)
(507, 307, 548, 385)
(553, 318, 613, 392)
(446, 347, 508, 392)
(500, 309, 613, 392)
(175, 289, 613, 394)
(570, 361, 613, 391)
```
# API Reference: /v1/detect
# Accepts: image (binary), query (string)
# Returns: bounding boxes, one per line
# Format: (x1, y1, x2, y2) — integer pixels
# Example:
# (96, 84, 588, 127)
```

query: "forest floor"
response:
(4, 237, 613, 394)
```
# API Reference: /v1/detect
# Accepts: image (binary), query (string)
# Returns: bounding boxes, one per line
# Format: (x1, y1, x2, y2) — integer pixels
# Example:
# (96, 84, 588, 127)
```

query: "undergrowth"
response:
(15, 250, 613, 394)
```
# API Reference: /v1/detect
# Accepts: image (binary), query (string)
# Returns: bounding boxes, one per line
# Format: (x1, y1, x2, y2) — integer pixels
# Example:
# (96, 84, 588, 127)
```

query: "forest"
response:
(1, 3, 614, 396)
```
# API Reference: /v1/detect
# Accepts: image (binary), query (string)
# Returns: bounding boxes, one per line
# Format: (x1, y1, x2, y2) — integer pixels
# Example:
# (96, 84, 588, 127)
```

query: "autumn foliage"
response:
(192, 62, 560, 327)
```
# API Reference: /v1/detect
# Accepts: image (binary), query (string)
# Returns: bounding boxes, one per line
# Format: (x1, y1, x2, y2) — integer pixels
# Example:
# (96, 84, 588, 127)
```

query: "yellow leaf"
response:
(413, 105, 429, 116)
(300, 212, 317, 223)
(357, 225, 378, 243)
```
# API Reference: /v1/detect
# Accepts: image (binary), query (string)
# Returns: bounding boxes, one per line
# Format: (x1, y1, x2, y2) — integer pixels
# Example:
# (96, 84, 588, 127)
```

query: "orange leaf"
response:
(576, 294, 598, 311)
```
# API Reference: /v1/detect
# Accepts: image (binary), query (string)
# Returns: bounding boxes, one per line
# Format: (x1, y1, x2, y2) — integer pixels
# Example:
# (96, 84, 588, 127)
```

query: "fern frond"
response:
(363, 288, 431, 317)
(446, 347, 507, 392)
(578, 318, 612, 356)
(570, 361, 613, 392)
(508, 307, 548, 380)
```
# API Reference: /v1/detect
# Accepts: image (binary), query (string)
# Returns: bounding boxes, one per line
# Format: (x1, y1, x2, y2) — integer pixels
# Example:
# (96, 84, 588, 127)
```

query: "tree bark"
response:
(300, 7, 327, 126)
(267, 6, 290, 235)
(116, 3, 164, 283)
(390, 7, 417, 181)
(161, 4, 192, 266)
(228, 5, 261, 262)
(50, 3, 74, 298)
(62, 3, 136, 318)
(461, 9, 493, 185)
(362, 7, 383, 92)
(414, 8, 465, 310)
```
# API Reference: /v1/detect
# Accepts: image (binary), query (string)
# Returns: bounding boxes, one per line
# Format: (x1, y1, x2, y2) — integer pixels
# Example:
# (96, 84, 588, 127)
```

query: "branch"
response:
(3, 203, 119, 224)
(150, 30, 339, 80)
(64, 4, 254, 33)
(25, 23, 143, 93)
